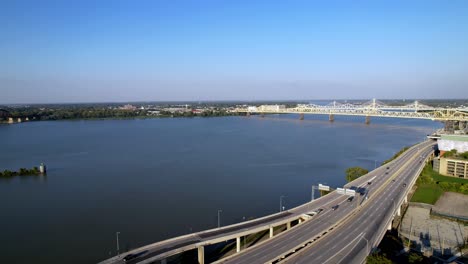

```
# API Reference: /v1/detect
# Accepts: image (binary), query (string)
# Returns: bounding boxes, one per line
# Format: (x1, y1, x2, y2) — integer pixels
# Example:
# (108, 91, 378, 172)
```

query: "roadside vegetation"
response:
(345, 167, 369, 182)
(411, 164, 468, 204)
(382, 146, 410, 164)
(443, 149, 468, 160)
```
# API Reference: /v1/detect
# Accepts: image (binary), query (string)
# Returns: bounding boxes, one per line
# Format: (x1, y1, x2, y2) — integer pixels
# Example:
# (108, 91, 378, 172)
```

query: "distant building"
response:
(433, 134, 468, 178)
(437, 134, 468, 156)
(259, 105, 286, 112)
(119, 104, 137, 110)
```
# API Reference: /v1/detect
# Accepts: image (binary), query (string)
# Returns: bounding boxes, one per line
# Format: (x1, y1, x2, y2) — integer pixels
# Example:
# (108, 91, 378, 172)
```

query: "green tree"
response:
(345, 167, 369, 182)
(408, 252, 423, 263)
(366, 253, 392, 264)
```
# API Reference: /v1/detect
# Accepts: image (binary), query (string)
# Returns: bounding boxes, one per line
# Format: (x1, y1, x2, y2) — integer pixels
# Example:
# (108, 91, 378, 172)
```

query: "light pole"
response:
(217, 209, 222, 228)
(116, 232, 120, 257)
(280, 195, 285, 212)
(311, 185, 319, 201)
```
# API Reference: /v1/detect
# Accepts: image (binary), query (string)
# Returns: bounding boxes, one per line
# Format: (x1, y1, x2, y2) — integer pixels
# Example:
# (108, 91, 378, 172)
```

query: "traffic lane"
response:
(289, 147, 431, 264)
(294, 174, 410, 264)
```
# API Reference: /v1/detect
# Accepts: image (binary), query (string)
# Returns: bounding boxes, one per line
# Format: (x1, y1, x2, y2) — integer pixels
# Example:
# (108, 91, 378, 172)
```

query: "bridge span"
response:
(234, 99, 468, 123)
(100, 140, 436, 264)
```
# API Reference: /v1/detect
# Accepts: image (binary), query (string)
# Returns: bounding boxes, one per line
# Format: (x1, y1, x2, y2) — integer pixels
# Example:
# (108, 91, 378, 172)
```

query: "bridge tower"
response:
(365, 116, 371, 125)
(299, 113, 304, 120)
(329, 114, 334, 122)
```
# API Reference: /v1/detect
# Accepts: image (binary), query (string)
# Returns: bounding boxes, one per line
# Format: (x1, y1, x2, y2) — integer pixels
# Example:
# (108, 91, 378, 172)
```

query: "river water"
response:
(0, 115, 441, 263)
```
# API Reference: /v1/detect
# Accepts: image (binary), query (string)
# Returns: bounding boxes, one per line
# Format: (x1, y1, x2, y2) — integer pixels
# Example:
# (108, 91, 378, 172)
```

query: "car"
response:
(347, 197, 354, 202)
(385, 172, 389, 174)
(387, 167, 390, 169)
(332, 205, 339, 210)
(317, 208, 324, 213)
(403, 183, 407, 187)
(392, 179, 395, 182)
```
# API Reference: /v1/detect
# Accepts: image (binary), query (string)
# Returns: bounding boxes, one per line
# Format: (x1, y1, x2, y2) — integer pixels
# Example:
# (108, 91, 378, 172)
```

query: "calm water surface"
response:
(0, 115, 441, 263)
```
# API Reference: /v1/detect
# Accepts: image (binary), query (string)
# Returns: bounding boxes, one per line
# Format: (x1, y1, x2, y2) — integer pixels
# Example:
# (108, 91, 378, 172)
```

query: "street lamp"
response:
(217, 210, 222, 228)
(116, 232, 120, 257)
(311, 185, 319, 201)
(280, 195, 286, 212)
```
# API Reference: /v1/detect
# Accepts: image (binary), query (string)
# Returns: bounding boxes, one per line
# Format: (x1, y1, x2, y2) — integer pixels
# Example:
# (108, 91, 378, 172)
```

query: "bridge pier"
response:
(198, 246, 204, 264)
(287, 222, 291, 230)
(246, 112, 250, 117)
(397, 206, 401, 216)
(261, 112, 265, 118)
(329, 114, 334, 122)
(299, 113, 304, 120)
(365, 116, 371, 125)
(236, 237, 241, 252)
(269, 226, 274, 238)
(298, 218, 302, 224)
(404, 195, 407, 203)
(388, 221, 392, 230)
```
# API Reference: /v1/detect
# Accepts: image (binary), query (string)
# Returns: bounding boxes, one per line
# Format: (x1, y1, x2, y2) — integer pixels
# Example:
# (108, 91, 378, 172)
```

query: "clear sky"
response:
(1, 0, 468, 103)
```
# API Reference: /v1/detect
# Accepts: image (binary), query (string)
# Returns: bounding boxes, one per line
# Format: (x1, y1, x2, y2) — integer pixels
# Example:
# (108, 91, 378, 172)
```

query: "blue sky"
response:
(1, 0, 468, 103)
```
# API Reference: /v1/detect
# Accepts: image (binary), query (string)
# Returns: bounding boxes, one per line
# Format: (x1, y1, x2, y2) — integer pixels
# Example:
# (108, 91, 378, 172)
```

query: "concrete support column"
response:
(388, 221, 392, 230)
(404, 195, 407, 203)
(236, 237, 241, 253)
(397, 206, 401, 216)
(269, 227, 274, 238)
(365, 116, 371, 125)
(246, 112, 251, 117)
(287, 222, 291, 230)
(298, 218, 302, 224)
(299, 113, 304, 120)
(197, 246, 204, 264)
(329, 114, 334, 122)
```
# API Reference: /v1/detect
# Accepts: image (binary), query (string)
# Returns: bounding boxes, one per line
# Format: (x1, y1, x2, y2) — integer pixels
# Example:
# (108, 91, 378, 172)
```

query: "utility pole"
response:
(408, 217, 413, 249)
(280, 195, 285, 212)
(116, 232, 120, 257)
(217, 210, 222, 228)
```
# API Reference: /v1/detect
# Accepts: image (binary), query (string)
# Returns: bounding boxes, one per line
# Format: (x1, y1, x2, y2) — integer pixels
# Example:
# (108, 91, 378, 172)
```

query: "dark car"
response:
(332, 205, 339, 210)
(317, 208, 324, 213)
(387, 167, 390, 169)
(347, 196, 354, 202)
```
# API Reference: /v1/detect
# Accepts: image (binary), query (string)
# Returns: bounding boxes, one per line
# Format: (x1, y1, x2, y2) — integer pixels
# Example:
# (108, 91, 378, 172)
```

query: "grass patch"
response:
(431, 172, 468, 184)
(411, 184, 444, 204)
(412, 164, 468, 204)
